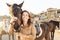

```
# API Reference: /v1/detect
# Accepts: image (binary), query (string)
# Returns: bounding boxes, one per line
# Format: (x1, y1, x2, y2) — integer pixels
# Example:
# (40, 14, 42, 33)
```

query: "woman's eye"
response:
(26, 14, 28, 16)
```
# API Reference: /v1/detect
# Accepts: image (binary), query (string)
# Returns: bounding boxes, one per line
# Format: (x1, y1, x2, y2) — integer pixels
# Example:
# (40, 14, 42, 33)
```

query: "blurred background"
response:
(0, 0, 60, 40)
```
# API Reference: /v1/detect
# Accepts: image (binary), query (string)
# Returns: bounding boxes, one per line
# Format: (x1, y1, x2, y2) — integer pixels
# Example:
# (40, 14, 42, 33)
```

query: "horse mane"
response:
(49, 20, 59, 24)
(49, 20, 59, 28)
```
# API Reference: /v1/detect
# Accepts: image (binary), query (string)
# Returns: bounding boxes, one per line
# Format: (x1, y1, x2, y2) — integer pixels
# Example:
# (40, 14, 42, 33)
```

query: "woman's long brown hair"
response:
(21, 10, 32, 26)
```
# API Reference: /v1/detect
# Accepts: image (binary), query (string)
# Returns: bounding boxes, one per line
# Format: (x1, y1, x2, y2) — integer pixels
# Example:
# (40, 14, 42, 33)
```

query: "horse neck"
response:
(50, 21, 59, 28)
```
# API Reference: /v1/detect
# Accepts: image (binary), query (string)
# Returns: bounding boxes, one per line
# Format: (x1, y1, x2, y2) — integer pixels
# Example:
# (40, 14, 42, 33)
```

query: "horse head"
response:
(7, 1, 24, 32)
(49, 20, 59, 29)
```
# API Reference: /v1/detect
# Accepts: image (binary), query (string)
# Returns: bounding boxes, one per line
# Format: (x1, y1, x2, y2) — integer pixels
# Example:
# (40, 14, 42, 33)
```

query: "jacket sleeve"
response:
(31, 24, 36, 39)
(25, 24, 36, 40)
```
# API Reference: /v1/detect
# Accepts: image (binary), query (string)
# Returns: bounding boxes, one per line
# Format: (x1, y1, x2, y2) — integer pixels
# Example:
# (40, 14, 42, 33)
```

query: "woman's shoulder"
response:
(30, 22, 35, 28)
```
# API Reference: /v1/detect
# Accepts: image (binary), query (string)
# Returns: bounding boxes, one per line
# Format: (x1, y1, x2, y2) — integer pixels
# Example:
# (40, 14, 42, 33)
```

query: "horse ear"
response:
(6, 3, 11, 7)
(19, 1, 24, 8)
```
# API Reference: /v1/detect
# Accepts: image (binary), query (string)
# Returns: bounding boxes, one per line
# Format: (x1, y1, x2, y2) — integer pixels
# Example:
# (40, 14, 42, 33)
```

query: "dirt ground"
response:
(1, 29, 60, 40)
(54, 29, 60, 40)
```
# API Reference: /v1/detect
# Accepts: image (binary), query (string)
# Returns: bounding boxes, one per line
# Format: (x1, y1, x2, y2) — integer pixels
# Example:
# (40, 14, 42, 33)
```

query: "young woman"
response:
(16, 10, 36, 40)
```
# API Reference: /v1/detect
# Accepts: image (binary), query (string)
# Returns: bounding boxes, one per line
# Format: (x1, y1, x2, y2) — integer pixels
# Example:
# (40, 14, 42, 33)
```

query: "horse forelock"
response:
(12, 4, 22, 17)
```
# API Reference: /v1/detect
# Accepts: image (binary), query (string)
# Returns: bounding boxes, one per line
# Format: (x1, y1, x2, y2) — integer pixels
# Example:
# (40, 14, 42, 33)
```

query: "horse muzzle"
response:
(14, 24, 21, 32)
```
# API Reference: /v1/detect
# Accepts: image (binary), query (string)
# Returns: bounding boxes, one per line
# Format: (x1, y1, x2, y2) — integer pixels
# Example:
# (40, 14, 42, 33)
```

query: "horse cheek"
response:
(9, 28, 14, 35)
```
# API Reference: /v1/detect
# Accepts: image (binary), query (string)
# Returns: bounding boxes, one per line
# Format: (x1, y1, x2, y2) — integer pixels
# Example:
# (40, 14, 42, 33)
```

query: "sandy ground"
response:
(54, 30, 60, 40)
(1, 29, 60, 40)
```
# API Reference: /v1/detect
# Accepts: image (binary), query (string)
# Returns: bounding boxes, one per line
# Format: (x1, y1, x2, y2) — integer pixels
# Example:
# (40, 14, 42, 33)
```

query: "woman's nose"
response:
(23, 16, 25, 18)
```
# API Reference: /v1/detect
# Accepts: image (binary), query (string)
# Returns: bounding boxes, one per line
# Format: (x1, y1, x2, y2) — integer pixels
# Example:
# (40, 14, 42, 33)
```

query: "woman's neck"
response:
(23, 21, 28, 28)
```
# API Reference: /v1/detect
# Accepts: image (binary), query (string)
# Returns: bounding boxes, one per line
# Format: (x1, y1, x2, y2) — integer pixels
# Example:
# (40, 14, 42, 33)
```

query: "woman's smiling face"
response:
(22, 12, 29, 22)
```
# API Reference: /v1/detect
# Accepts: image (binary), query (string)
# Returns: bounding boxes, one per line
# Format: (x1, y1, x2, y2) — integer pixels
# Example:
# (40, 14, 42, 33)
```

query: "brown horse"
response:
(35, 21, 50, 40)
(7, 1, 24, 40)
(49, 20, 59, 40)
(37, 20, 59, 40)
